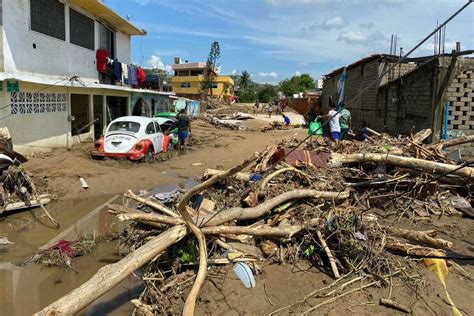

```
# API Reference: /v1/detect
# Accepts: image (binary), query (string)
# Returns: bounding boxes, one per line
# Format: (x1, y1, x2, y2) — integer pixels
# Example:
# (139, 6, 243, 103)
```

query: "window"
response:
(145, 122, 156, 134)
(211, 83, 218, 89)
(99, 23, 115, 59)
(30, 0, 65, 40)
(69, 8, 94, 50)
(108, 121, 141, 133)
(11, 92, 67, 115)
(181, 82, 191, 88)
(154, 122, 161, 133)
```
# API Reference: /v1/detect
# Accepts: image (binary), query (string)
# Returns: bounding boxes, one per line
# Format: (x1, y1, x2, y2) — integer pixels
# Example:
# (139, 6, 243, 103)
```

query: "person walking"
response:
(318, 104, 341, 143)
(268, 103, 273, 118)
(167, 109, 191, 150)
(254, 101, 260, 116)
(339, 107, 352, 140)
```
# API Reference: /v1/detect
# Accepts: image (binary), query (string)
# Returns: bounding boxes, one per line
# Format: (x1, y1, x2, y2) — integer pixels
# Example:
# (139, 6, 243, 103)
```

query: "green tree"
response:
(279, 74, 315, 97)
(239, 71, 251, 90)
(238, 84, 257, 103)
(202, 41, 221, 96)
(257, 84, 278, 103)
(299, 74, 315, 90)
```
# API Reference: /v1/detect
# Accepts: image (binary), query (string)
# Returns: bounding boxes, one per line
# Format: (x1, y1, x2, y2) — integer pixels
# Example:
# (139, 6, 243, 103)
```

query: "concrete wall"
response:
(1, 0, 131, 80)
(0, 80, 131, 154)
(172, 75, 234, 97)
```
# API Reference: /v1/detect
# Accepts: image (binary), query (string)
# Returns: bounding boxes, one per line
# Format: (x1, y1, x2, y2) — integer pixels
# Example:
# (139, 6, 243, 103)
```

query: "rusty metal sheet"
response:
(270, 148, 331, 168)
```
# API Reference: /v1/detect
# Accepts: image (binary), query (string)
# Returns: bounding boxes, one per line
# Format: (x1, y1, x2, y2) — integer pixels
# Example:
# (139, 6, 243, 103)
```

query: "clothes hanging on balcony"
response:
(128, 65, 138, 87)
(122, 64, 129, 84)
(96, 49, 109, 73)
(113, 60, 122, 82)
(137, 67, 146, 87)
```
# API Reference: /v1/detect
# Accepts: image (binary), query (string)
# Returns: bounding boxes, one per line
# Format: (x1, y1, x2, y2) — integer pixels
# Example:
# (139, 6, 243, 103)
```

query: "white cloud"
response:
(295, 71, 301, 75)
(321, 16, 345, 30)
(257, 72, 278, 78)
(231, 69, 237, 75)
(338, 29, 387, 46)
(146, 55, 172, 73)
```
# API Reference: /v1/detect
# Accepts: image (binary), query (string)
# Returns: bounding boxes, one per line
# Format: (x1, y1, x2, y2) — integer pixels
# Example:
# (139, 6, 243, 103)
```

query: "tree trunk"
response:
(330, 153, 474, 180)
(201, 225, 303, 238)
(35, 225, 188, 316)
(197, 189, 350, 227)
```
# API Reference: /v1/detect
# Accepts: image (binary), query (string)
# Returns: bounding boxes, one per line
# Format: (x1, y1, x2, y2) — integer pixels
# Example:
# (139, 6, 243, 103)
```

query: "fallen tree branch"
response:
(124, 190, 178, 218)
(433, 134, 474, 149)
(316, 230, 340, 279)
(35, 225, 188, 316)
(385, 238, 446, 257)
(380, 298, 410, 313)
(203, 169, 252, 182)
(198, 189, 350, 227)
(330, 153, 474, 180)
(201, 225, 303, 238)
(109, 204, 184, 226)
(259, 167, 310, 190)
(176, 152, 259, 315)
(383, 227, 453, 249)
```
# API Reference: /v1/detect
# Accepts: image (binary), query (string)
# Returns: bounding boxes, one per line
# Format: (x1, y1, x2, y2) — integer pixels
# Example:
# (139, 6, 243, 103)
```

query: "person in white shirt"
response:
(318, 104, 341, 142)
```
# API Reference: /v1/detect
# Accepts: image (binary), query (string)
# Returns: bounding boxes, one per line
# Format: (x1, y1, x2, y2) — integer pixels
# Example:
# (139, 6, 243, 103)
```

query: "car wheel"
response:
(143, 147, 154, 162)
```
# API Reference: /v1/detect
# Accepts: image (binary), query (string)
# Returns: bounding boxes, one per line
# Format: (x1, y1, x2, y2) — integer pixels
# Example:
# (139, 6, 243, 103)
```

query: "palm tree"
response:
(239, 71, 251, 90)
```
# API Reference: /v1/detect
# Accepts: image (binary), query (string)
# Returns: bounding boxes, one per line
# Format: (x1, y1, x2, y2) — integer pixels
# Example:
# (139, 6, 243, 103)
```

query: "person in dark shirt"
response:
(168, 109, 191, 149)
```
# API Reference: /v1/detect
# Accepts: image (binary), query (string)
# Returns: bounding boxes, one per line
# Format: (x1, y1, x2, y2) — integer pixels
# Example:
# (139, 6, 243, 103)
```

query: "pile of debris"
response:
(260, 121, 302, 132)
(200, 112, 254, 131)
(37, 129, 473, 315)
(0, 130, 52, 220)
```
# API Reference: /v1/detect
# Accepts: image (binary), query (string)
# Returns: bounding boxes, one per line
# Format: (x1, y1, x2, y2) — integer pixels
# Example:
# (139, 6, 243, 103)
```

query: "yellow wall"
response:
(172, 75, 234, 97)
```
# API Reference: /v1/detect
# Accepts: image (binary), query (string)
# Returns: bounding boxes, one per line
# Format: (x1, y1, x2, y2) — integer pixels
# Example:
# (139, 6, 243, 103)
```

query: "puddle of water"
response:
(0, 241, 140, 315)
(0, 195, 120, 263)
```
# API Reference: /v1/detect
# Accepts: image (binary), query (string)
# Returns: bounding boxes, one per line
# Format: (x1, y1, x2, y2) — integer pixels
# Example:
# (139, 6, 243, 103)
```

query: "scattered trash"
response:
(154, 189, 184, 204)
(0, 236, 13, 250)
(192, 163, 203, 166)
(233, 262, 256, 289)
(79, 177, 89, 189)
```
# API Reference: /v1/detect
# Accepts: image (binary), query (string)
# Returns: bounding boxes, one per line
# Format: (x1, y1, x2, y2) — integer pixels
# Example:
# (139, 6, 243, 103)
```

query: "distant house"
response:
(171, 58, 234, 100)
(322, 51, 474, 156)
(0, 0, 173, 153)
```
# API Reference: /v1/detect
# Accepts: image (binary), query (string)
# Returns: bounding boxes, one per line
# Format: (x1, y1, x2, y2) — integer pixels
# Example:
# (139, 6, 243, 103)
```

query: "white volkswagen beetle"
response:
(91, 116, 174, 161)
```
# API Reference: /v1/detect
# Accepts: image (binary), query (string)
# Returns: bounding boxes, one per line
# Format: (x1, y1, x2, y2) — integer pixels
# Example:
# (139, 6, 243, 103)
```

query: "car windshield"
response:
(108, 121, 141, 133)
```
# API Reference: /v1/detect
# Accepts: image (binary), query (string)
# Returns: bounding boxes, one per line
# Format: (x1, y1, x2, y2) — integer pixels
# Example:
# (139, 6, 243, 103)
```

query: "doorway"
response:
(93, 95, 103, 140)
(106, 96, 127, 124)
(70, 94, 89, 136)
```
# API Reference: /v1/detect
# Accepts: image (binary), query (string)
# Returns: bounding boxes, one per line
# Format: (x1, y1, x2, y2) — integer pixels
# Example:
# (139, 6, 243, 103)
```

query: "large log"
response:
(201, 225, 303, 238)
(330, 153, 474, 180)
(35, 225, 188, 316)
(198, 189, 350, 227)
(433, 134, 474, 149)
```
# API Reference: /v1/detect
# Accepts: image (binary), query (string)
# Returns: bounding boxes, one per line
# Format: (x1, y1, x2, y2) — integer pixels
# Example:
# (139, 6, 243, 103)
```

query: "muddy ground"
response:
(1, 115, 473, 315)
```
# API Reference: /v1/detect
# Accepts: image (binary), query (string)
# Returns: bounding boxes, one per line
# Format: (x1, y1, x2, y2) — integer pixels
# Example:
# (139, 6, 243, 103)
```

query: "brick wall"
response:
(444, 68, 474, 157)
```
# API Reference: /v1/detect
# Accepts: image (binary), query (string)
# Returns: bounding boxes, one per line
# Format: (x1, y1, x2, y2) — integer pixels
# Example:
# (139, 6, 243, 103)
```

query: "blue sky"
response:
(105, 0, 473, 84)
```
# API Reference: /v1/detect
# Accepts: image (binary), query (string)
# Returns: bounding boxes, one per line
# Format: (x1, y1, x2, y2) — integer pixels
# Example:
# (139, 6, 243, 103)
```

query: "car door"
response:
(154, 121, 164, 153)
(144, 122, 159, 153)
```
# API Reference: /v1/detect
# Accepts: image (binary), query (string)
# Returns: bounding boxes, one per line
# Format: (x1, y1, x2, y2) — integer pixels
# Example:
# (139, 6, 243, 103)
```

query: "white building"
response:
(0, 0, 173, 154)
